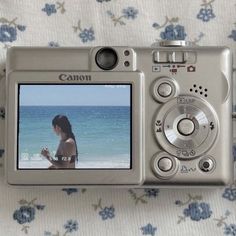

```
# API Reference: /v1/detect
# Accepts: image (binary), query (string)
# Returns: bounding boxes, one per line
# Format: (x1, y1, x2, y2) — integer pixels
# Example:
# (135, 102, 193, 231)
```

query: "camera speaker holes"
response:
(189, 84, 208, 97)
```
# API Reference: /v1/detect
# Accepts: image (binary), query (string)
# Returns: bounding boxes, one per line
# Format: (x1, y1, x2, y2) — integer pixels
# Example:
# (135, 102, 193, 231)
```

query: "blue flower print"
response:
(160, 24, 187, 40)
(0, 18, 26, 44)
(73, 21, 95, 43)
(107, 7, 138, 26)
(144, 189, 159, 198)
(48, 41, 60, 47)
(233, 144, 236, 161)
(93, 199, 116, 221)
(0, 149, 4, 157)
(62, 188, 78, 195)
(16, 25, 26, 32)
(152, 22, 160, 28)
(35, 205, 45, 210)
(97, 0, 111, 2)
(141, 223, 157, 236)
(44, 232, 52, 236)
(42, 4, 57, 16)
(45, 219, 78, 235)
(175, 200, 182, 205)
(183, 202, 212, 221)
(229, 30, 236, 41)
(0, 24, 17, 42)
(64, 220, 79, 233)
(13, 198, 45, 234)
(13, 206, 35, 224)
(129, 189, 160, 205)
(224, 224, 236, 236)
(0, 107, 5, 119)
(223, 187, 236, 201)
(79, 27, 95, 43)
(197, 8, 215, 22)
(99, 206, 115, 220)
(122, 7, 139, 20)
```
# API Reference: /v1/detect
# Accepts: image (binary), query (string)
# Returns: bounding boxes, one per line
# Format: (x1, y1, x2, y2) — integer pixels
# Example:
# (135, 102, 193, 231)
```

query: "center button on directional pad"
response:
(177, 118, 195, 136)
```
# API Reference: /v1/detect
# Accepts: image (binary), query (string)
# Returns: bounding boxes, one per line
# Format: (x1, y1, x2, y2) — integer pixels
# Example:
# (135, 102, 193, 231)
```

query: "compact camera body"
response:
(3, 40, 234, 186)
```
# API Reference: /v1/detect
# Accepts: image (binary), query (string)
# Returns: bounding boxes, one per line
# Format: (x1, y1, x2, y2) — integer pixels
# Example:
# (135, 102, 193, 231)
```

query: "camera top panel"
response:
(6, 46, 138, 72)
(7, 42, 231, 74)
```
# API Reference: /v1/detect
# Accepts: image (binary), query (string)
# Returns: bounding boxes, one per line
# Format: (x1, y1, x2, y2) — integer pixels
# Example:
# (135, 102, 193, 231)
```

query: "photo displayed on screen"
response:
(17, 84, 131, 169)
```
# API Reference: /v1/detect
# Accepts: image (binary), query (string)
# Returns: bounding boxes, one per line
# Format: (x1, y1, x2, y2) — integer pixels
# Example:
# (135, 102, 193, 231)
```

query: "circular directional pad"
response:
(154, 96, 218, 159)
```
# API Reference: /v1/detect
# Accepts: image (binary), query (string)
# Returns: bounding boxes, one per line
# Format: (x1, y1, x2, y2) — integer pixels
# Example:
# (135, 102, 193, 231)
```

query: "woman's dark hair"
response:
(52, 115, 78, 161)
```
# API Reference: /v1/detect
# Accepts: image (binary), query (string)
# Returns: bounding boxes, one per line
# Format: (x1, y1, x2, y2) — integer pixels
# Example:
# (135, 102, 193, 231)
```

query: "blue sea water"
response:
(18, 106, 131, 168)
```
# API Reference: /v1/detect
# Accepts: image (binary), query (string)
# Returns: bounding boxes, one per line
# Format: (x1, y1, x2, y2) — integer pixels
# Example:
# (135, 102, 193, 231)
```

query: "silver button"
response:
(152, 152, 179, 179)
(158, 157, 173, 172)
(184, 52, 196, 64)
(177, 118, 195, 136)
(172, 51, 184, 63)
(157, 83, 172, 97)
(153, 51, 168, 63)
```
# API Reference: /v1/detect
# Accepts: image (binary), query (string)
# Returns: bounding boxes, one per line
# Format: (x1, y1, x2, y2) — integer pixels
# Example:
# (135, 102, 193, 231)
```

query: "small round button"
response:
(177, 118, 195, 136)
(199, 157, 215, 172)
(151, 152, 179, 179)
(158, 157, 173, 172)
(157, 83, 172, 97)
(152, 77, 179, 103)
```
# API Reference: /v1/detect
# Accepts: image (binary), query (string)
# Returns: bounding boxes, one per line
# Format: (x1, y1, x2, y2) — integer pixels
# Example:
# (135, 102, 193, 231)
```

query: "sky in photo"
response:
(19, 84, 131, 106)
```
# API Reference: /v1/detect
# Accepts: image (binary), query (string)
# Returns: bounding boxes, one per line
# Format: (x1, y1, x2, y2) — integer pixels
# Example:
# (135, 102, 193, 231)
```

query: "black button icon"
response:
(187, 65, 196, 72)
(210, 122, 214, 130)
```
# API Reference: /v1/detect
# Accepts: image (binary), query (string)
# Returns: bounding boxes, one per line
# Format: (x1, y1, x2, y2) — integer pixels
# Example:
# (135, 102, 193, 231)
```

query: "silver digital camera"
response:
(3, 40, 234, 186)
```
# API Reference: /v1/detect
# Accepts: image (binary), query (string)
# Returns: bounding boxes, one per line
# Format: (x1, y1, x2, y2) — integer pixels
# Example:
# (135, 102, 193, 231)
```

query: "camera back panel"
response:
(5, 43, 233, 186)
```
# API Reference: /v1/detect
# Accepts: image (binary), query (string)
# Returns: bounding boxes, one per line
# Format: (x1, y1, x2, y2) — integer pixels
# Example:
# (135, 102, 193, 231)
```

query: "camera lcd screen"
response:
(17, 84, 132, 170)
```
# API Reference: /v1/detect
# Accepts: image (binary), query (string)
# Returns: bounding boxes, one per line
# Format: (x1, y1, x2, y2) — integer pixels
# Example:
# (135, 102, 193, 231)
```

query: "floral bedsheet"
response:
(0, 0, 235, 235)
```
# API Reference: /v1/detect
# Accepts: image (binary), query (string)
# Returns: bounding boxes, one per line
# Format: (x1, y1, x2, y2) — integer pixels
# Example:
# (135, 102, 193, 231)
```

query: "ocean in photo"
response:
(18, 106, 131, 169)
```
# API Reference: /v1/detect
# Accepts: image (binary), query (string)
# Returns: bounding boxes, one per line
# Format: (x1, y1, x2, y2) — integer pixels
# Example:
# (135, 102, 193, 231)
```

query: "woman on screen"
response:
(41, 115, 78, 169)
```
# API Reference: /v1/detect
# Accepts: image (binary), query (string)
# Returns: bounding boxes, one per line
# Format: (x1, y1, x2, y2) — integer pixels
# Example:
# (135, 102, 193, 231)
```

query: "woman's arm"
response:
(63, 141, 74, 157)
(41, 143, 75, 168)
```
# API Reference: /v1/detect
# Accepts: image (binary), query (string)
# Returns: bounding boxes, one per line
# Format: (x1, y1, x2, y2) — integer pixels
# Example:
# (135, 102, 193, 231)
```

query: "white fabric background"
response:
(0, 0, 235, 236)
